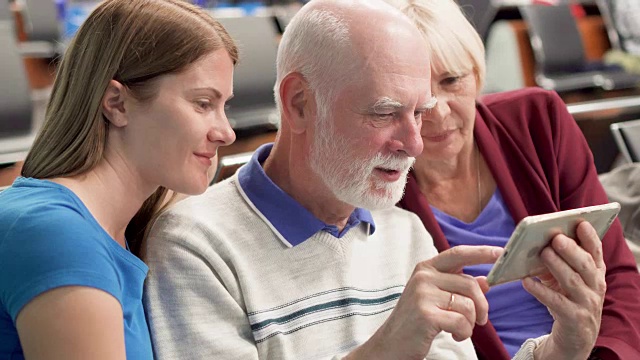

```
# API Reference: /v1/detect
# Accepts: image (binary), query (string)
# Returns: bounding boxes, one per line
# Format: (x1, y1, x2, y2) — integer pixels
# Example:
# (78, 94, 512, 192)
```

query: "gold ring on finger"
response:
(447, 292, 456, 311)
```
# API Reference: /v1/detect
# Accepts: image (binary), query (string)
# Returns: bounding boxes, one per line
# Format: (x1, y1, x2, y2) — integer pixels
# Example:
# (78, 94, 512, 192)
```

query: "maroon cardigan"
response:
(399, 88, 640, 360)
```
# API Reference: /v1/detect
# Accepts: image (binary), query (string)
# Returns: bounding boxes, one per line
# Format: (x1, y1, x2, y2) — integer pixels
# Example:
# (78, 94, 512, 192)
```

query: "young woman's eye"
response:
(194, 100, 212, 111)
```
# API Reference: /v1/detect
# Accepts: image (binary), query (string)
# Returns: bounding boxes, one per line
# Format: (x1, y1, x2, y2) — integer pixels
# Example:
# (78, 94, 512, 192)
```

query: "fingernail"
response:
(554, 236, 567, 249)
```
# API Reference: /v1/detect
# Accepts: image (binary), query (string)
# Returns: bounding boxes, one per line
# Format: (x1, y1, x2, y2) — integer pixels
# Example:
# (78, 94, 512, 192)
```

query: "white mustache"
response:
(371, 154, 415, 173)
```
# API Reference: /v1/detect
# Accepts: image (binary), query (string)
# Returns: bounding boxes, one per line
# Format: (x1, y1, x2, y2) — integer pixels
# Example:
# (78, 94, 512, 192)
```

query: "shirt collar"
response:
(236, 143, 376, 247)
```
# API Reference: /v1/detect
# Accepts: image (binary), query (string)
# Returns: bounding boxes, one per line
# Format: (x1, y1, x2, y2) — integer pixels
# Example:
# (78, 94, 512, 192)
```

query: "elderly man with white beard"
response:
(141, 1, 544, 359)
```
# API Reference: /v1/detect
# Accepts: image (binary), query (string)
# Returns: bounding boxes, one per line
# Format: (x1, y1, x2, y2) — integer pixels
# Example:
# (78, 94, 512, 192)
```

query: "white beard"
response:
(309, 115, 414, 210)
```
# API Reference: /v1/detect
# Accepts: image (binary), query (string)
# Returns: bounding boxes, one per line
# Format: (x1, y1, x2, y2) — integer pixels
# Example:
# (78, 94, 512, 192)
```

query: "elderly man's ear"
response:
(279, 73, 317, 134)
(101, 80, 129, 128)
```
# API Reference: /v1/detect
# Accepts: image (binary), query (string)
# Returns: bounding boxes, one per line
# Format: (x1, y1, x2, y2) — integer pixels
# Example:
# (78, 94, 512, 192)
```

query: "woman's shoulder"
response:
(0, 177, 95, 236)
(0, 177, 120, 269)
(476, 88, 569, 135)
(478, 87, 562, 110)
(0, 179, 140, 322)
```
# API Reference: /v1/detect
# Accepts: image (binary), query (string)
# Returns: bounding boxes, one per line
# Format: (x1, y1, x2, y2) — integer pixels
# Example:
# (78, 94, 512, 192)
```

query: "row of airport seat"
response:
(521, 3, 640, 93)
(0, 0, 36, 165)
(213, 15, 280, 131)
(19, 0, 62, 58)
(0, 3, 286, 165)
(468, 0, 640, 93)
(566, 96, 640, 163)
(611, 119, 640, 163)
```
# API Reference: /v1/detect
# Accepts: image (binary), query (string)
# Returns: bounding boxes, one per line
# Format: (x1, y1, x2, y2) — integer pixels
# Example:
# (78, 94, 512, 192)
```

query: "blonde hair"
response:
(385, 0, 486, 92)
(21, 0, 238, 256)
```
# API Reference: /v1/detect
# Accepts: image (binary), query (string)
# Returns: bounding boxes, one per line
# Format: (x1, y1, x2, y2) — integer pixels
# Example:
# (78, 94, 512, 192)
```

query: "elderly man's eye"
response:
(375, 113, 394, 121)
(369, 113, 396, 127)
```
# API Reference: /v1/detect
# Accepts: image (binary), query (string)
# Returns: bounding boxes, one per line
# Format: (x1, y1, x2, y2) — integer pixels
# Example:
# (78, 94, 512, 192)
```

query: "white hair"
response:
(274, 9, 359, 120)
(384, 0, 486, 92)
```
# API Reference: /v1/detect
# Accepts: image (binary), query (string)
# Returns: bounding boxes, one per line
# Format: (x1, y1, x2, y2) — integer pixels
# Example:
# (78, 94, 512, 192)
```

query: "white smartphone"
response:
(486, 202, 621, 286)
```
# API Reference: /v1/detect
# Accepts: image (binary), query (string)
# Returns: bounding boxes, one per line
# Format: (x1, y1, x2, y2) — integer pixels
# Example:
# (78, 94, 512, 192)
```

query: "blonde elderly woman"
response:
(0, 0, 237, 358)
(387, 0, 640, 359)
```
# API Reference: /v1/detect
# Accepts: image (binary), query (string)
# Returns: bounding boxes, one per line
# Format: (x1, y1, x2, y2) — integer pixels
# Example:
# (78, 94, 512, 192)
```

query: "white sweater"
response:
(143, 173, 538, 359)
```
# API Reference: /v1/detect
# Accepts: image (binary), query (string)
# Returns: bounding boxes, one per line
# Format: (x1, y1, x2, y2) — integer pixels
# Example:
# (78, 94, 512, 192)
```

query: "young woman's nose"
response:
(208, 114, 236, 146)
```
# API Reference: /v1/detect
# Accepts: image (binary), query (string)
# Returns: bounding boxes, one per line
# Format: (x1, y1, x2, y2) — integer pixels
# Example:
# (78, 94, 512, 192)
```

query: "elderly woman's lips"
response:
(424, 130, 455, 142)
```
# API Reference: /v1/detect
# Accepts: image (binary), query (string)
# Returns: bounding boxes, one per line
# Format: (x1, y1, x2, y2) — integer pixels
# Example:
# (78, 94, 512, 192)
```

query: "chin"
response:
(169, 177, 209, 196)
(424, 140, 464, 158)
(188, 181, 210, 195)
(352, 187, 402, 210)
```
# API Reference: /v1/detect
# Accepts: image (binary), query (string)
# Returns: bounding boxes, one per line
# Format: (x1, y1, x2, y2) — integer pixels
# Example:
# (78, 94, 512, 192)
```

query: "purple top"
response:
(431, 189, 553, 357)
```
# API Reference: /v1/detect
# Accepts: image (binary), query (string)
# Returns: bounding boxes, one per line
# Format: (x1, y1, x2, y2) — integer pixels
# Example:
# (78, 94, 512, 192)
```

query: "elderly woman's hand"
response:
(523, 221, 606, 360)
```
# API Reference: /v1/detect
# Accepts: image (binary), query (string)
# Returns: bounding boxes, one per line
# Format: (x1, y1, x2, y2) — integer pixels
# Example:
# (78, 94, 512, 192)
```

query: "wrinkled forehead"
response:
(355, 28, 431, 81)
(341, 60, 432, 111)
(350, 11, 431, 69)
(330, 11, 432, 106)
(365, 46, 430, 96)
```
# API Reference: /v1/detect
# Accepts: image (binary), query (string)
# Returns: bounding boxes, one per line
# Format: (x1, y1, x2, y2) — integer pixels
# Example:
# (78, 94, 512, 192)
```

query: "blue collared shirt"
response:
(236, 143, 376, 247)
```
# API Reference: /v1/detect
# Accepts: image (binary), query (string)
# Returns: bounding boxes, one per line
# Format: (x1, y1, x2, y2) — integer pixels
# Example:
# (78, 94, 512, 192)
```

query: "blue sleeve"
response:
(0, 206, 122, 323)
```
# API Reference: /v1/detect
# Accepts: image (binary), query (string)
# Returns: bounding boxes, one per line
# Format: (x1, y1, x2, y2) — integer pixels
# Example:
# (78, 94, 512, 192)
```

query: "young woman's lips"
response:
(194, 152, 215, 167)
(374, 168, 402, 182)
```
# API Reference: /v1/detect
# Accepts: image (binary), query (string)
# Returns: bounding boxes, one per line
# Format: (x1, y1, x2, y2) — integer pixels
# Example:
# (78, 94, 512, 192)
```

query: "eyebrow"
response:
(368, 96, 437, 113)
(419, 96, 438, 111)
(188, 87, 234, 101)
(369, 97, 404, 113)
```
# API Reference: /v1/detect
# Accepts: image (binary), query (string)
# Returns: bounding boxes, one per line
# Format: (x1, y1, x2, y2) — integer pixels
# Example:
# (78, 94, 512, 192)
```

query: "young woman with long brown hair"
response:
(0, 1, 238, 358)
